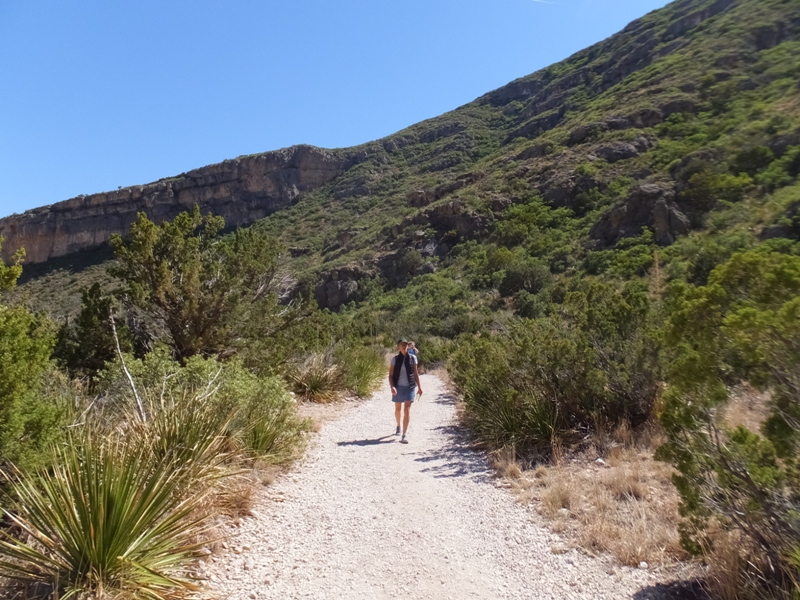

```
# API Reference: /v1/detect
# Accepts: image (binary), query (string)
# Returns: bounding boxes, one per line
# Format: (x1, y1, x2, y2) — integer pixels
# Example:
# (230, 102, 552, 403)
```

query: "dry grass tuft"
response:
(517, 443, 688, 567)
(489, 447, 523, 480)
(720, 384, 770, 433)
(541, 477, 575, 517)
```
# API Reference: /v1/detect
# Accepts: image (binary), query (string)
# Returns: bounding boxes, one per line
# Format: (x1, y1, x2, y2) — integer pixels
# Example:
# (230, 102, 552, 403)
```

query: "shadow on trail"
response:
(632, 580, 707, 600)
(430, 391, 458, 407)
(412, 419, 491, 483)
(337, 435, 395, 447)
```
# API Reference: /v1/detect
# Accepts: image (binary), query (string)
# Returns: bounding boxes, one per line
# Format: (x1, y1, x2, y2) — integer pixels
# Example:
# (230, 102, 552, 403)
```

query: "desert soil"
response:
(202, 374, 694, 600)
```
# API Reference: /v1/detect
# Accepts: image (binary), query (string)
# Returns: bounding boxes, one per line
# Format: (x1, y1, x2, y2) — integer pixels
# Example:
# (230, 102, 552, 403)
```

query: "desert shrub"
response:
(451, 280, 661, 458)
(96, 350, 308, 462)
(285, 352, 344, 402)
(498, 255, 553, 297)
(0, 244, 64, 470)
(0, 305, 62, 471)
(333, 342, 385, 397)
(658, 250, 800, 598)
(0, 433, 213, 598)
(730, 146, 775, 177)
(413, 335, 455, 370)
(680, 167, 750, 222)
(757, 146, 800, 192)
(110, 206, 293, 362)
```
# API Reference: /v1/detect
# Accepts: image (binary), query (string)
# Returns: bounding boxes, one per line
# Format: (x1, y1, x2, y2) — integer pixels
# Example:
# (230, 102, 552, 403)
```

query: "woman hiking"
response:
(389, 338, 423, 444)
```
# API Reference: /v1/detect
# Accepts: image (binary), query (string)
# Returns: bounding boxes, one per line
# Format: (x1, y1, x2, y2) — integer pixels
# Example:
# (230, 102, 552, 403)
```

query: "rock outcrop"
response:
(591, 184, 690, 246)
(0, 145, 345, 263)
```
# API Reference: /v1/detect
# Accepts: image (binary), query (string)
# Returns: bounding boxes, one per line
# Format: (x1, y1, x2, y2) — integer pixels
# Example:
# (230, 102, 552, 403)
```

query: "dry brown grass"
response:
(720, 384, 770, 433)
(516, 449, 686, 566)
(501, 420, 691, 569)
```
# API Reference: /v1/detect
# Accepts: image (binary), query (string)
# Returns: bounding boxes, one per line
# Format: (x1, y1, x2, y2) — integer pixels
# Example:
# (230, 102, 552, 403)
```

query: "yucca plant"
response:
(129, 388, 237, 486)
(0, 434, 212, 599)
(286, 352, 344, 402)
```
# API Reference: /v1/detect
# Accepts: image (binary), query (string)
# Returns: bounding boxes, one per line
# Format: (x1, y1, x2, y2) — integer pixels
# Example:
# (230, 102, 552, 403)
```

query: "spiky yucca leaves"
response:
(130, 386, 236, 486)
(0, 435, 211, 599)
(286, 352, 344, 402)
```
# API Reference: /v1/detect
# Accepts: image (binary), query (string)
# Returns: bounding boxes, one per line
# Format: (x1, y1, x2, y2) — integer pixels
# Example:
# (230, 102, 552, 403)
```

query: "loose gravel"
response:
(202, 374, 685, 600)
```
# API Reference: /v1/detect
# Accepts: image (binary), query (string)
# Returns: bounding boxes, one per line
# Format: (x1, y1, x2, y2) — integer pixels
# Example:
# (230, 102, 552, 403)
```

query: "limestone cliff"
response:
(0, 145, 345, 264)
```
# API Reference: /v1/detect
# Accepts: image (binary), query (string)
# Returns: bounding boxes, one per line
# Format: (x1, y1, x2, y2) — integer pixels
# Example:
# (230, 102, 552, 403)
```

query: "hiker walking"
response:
(407, 341, 418, 358)
(390, 338, 422, 444)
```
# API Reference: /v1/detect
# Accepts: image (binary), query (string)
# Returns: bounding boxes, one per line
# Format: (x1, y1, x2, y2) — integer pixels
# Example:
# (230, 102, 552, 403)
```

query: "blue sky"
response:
(0, 0, 671, 218)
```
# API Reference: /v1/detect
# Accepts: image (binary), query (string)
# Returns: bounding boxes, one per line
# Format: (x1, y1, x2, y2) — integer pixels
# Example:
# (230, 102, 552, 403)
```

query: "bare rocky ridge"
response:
(201, 375, 692, 600)
(0, 145, 345, 263)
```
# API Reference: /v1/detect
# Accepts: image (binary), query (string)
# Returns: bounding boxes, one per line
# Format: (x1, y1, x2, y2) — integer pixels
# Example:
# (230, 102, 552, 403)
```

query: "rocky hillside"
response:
(0, 145, 345, 263)
(8, 0, 800, 314)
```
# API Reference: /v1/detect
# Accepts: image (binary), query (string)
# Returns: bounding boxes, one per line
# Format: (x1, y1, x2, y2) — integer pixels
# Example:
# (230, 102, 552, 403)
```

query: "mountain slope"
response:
(8, 0, 800, 316)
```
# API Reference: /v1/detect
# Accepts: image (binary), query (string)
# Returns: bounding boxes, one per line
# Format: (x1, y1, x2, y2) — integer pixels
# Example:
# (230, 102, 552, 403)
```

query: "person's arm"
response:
(413, 360, 423, 396)
(388, 363, 397, 396)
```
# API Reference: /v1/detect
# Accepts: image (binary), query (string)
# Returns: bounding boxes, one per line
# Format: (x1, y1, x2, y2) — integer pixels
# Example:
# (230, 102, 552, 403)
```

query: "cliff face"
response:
(0, 145, 345, 263)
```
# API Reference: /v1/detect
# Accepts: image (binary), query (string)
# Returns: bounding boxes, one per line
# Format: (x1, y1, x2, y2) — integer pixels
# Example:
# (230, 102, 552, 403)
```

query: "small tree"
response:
(658, 249, 800, 597)
(110, 206, 287, 361)
(52, 283, 131, 382)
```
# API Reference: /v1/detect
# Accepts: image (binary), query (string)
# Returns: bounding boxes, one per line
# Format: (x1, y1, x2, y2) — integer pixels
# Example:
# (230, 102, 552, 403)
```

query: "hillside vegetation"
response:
(4, 0, 800, 597)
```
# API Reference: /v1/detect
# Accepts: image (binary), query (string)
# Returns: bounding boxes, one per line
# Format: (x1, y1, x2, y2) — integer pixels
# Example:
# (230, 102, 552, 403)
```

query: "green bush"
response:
(450, 280, 660, 458)
(658, 250, 800, 598)
(96, 349, 308, 463)
(334, 342, 386, 397)
(110, 206, 288, 361)
(52, 283, 132, 383)
(286, 352, 344, 402)
(0, 245, 64, 470)
(730, 146, 775, 177)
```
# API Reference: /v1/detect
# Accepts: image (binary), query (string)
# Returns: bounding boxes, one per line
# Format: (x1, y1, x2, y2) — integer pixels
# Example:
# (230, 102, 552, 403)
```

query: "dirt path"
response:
(203, 374, 680, 600)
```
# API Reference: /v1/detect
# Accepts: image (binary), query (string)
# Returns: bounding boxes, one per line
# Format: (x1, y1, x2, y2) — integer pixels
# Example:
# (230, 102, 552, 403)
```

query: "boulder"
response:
(591, 183, 689, 246)
(568, 122, 608, 146)
(596, 142, 640, 163)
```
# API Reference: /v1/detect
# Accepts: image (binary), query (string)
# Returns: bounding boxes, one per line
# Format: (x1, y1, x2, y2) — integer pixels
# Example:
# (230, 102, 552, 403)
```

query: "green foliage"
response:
(451, 279, 660, 458)
(110, 206, 285, 361)
(680, 167, 751, 222)
(0, 238, 23, 293)
(52, 283, 132, 382)
(0, 249, 63, 470)
(0, 434, 212, 598)
(658, 250, 800, 596)
(731, 146, 775, 177)
(333, 342, 386, 397)
(0, 305, 62, 470)
(96, 349, 308, 463)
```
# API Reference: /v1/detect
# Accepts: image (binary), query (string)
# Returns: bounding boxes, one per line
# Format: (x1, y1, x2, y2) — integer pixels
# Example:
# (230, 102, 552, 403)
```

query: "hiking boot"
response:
(400, 434, 408, 444)
(395, 426, 401, 436)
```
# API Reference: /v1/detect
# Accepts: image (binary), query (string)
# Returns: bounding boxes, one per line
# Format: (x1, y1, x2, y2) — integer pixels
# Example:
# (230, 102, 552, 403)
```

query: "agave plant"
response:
(0, 434, 212, 599)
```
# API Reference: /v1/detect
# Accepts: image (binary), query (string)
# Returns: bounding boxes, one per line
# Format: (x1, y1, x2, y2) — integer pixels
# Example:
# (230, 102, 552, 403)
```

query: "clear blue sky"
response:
(0, 0, 671, 218)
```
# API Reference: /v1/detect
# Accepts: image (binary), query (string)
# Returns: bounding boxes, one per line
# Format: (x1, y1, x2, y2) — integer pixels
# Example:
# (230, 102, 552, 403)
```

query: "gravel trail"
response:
(204, 374, 673, 600)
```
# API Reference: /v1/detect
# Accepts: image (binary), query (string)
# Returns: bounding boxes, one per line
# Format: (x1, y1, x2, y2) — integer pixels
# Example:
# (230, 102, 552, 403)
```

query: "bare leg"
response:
(395, 402, 402, 428)
(402, 401, 412, 435)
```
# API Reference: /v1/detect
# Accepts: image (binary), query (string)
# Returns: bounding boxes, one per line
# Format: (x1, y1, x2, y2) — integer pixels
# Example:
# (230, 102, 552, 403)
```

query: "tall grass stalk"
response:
(0, 434, 212, 599)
